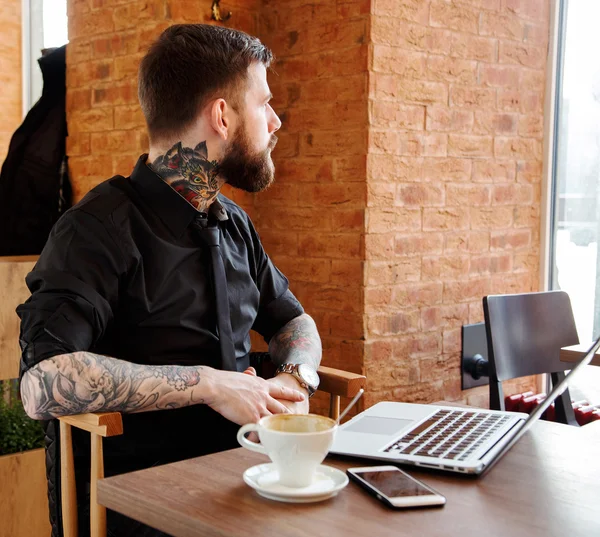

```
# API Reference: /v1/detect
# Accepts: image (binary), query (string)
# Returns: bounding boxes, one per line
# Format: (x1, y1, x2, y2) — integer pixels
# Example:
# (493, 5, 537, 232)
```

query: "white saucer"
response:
(243, 463, 349, 503)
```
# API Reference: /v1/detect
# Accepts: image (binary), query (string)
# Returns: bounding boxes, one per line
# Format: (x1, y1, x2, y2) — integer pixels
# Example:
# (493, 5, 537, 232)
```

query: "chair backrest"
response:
(483, 291, 580, 424)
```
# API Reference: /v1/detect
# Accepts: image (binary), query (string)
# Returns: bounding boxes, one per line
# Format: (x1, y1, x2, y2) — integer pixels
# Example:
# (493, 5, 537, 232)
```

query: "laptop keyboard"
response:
(383, 409, 511, 462)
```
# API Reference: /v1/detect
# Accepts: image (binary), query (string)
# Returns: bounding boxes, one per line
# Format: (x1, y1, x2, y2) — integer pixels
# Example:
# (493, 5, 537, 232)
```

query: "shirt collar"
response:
(130, 154, 228, 238)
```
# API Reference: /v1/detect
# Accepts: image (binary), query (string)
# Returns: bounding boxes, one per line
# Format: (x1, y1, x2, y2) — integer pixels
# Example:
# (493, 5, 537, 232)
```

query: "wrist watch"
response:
(275, 363, 320, 397)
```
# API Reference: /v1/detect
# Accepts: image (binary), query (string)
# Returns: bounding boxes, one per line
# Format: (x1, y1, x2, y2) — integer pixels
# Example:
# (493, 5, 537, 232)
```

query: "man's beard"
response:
(215, 124, 278, 193)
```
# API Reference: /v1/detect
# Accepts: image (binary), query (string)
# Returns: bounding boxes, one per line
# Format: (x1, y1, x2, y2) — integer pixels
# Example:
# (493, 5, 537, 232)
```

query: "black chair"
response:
(483, 290, 580, 425)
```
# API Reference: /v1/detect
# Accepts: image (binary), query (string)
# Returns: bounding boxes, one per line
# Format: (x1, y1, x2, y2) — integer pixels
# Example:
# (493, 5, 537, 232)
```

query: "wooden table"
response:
(561, 343, 600, 366)
(98, 420, 600, 537)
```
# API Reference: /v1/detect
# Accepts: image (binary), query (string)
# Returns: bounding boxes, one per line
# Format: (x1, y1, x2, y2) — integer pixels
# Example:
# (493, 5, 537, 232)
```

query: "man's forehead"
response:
(247, 62, 270, 96)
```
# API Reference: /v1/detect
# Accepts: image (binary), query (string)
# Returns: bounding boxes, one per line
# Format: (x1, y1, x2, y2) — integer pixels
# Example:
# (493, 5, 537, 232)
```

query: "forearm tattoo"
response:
(148, 141, 222, 211)
(268, 314, 322, 369)
(21, 352, 205, 420)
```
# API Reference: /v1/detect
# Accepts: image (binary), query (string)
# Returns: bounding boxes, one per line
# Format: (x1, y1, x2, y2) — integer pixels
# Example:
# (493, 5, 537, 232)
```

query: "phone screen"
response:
(354, 470, 436, 498)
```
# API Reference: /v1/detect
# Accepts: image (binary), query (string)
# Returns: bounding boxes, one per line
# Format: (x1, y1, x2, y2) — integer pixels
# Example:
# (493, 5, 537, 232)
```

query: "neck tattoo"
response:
(149, 141, 221, 212)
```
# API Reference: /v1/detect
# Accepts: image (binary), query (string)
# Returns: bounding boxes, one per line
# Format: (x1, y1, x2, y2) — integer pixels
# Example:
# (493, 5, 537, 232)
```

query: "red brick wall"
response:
(66, 0, 550, 410)
(0, 0, 22, 165)
(365, 0, 549, 407)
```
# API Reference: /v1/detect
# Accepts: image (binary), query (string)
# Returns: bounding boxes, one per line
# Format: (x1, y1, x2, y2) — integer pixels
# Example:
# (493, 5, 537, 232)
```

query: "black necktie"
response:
(191, 214, 238, 371)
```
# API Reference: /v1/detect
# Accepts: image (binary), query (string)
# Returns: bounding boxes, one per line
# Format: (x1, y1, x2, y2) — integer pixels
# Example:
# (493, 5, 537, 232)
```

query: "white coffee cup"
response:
(237, 413, 337, 488)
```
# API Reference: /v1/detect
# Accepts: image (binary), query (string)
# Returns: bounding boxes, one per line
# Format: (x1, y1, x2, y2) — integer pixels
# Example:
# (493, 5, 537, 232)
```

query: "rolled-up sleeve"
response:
(248, 219, 304, 342)
(17, 208, 125, 379)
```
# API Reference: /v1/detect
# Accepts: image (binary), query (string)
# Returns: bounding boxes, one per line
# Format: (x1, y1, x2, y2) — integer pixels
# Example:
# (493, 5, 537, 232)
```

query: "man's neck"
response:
(147, 140, 225, 213)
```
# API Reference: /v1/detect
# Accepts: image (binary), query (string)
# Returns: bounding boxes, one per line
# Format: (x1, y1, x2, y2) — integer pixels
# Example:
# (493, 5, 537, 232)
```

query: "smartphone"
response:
(347, 465, 446, 509)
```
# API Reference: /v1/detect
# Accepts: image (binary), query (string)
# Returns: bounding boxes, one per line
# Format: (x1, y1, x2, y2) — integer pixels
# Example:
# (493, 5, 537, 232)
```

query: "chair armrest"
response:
(58, 412, 123, 437)
(317, 366, 365, 398)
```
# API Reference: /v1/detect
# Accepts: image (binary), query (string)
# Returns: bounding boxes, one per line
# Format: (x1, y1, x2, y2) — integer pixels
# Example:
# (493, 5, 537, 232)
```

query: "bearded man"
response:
(17, 24, 321, 537)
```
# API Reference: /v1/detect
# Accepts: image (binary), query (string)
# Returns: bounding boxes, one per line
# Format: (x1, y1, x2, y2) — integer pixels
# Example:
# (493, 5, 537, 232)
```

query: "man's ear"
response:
(209, 98, 231, 141)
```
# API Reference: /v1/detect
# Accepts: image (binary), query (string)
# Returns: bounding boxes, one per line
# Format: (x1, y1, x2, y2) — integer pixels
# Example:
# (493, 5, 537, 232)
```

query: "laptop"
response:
(330, 336, 600, 476)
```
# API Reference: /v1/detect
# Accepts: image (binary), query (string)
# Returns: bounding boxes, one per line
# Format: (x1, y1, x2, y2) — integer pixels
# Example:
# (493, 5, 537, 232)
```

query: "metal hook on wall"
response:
(211, 0, 232, 22)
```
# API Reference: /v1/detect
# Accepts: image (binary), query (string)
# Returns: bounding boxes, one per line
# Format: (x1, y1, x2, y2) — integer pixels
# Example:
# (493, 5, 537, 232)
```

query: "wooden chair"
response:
(483, 290, 580, 425)
(58, 362, 366, 537)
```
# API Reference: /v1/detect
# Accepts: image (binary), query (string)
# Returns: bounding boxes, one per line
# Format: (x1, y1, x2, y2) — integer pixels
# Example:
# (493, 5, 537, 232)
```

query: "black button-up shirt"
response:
(17, 154, 304, 468)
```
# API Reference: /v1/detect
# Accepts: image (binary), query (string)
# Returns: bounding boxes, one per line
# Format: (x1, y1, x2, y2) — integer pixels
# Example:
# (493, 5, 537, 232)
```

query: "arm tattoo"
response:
(268, 314, 322, 369)
(21, 351, 206, 420)
(148, 141, 222, 211)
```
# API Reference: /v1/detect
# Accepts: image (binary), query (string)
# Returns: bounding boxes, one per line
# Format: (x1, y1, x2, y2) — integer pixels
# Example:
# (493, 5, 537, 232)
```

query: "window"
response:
(550, 0, 600, 404)
(22, 0, 68, 113)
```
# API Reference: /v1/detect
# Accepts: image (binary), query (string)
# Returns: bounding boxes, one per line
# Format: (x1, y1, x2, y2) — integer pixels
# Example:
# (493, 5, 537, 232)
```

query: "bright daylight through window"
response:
(551, 0, 600, 403)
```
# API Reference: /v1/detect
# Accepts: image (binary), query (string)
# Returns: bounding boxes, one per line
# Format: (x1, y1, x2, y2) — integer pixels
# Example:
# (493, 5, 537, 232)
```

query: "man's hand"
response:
(204, 367, 305, 426)
(266, 373, 310, 415)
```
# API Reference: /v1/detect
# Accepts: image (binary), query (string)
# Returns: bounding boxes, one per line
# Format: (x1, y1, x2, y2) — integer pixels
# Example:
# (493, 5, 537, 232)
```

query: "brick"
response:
(469, 255, 490, 275)
(90, 130, 139, 153)
(426, 55, 478, 85)
(448, 134, 493, 157)
(67, 88, 92, 113)
(516, 160, 543, 183)
(430, 0, 479, 33)
(513, 253, 539, 274)
(444, 232, 468, 253)
(282, 75, 367, 107)
(367, 153, 423, 183)
(499, 41, 546, 69)
(473, 112, 517, 134)
(298, 234, 362, 259)
(69, 155, 113, 179)
(490, 229, 532, 250)
(114, 53, 143, 81)
(372, 45, 427, 78)
(66, 133, 91, 157)
(367, 261, 395, 285)
(365, 234, 395, 260)
(300, 183, 366, 207)
(396, 183, 444, 206)
(301, 130, 367, 157)
(490, 253, 513, 273)
(334, 155, 368, 182)
(520, 69, 545, 90)
(423, 207, 470, 231)
(430, 30, 497, 62)
(470, 207, 513, 229)
(367, 208, 421, 233)
(371, 101, 425, 130)
(491, 272, 533, 294)
(446, 184, 491, 206)
(68, 40, 92, 65)
(331, 260, 364, 284)
(370, 130, 424, 157)
(368, 182, 396, 207)
(114, 0, 166, 30)
(69, 8, 113, 38)
(479, 64, 521, 88)
(450, 86, 497, 109)
(372, 74, 448, 105)
(365, 339, 394, 363)
(373, 0, 430, 24)
(277, 158, 334, 183)
(514, 205, 540, 228)
(472, 160, 516, 183)
(443, 278, 491, 303)
(499, 89, 543, 113)
(422, 255, 470, 280)
(114, 104, 145, 130)
(392, 382, 445, 404)
(421, 303, 469, 331)
(426, 107, 473, 133)
(92, 82, 137, 107)
(523, 23, 548, 46)
(69, 107, 114, 133)
(393, 258, 422, 282)
(480, 11, 523, 40)
(330, 313, 364, 338)
(256, 231, 299, 256)
(423, 133, 448, 157)
(504, 0, 548, 21)
(366, 286, 394, 310)
(331, 209, 365, 232)
(260, 207, 330, 231)
(92, 31, 139, 59)
(304, 19, 367, 54)
(371, 18, 431, 50)
(468, 231, 491, 252)
(492, 183, 534, 205)
(276, 257, 331, 284)
(518, 114, 543, 137)
(310, 285, 362, 312)
(495, 137, 542, 160)
(422, 157, 472, 182)
(395, 233, 444, 256)
(287, 102, 367, 130)
(367, 310, 420, 336)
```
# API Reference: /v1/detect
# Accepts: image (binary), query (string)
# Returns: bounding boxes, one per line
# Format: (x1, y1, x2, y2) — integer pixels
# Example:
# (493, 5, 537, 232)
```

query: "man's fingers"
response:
(268, 383, 305, 402)
(267, 397, 292, 415)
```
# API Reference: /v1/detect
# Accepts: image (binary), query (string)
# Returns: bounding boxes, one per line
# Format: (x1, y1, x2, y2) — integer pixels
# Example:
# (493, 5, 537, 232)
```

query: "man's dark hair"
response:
(138, 24, 273, 142)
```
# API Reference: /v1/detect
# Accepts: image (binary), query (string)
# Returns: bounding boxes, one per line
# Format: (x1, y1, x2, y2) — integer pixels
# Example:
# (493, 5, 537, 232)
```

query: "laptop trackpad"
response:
(345, 416, 413, 436)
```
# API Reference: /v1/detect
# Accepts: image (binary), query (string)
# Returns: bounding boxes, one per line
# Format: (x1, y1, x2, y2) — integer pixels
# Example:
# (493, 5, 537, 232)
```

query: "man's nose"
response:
(270, 112, 282, 134)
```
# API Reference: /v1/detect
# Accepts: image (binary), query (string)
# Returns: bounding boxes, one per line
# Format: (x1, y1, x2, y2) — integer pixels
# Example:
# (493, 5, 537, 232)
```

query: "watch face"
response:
(298, 364, 319, 388)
